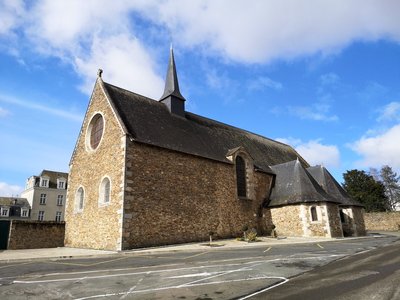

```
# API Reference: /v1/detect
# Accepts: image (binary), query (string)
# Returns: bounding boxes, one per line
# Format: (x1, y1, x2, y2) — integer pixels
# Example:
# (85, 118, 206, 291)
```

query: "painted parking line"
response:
(48, 256, 127, 267)
(317, 243, 324, 249)
(263, 247, 272, 253)
(0, 261, 33, 270)
(182, 251, 208, 260)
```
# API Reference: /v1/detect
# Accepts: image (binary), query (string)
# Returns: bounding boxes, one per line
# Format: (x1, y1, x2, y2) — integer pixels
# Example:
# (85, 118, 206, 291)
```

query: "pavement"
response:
(1, 231, 399, 263)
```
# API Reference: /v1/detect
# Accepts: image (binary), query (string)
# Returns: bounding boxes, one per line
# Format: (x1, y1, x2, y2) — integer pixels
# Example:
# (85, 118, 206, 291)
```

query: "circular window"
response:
(88, 114, 104, 150)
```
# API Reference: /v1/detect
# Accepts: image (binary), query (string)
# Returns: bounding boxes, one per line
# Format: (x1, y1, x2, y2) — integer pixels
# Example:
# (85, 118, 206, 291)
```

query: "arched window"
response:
(236, 156, 247, 198)
(76, 187, 84, 212)
(99, 177, 111, 204)
(310, 206, 318, 221)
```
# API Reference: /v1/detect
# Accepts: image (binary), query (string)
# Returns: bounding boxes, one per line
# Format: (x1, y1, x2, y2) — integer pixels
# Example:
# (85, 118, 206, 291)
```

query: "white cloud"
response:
(75, 34, 164, 98)
(140, 0, 400, 63)
(276, 137, 340, 168)
(320, 73, 340, 86)
(3, 0, 400, 99)
(351, 124, 400, 169)
(0, 107, 10, 117)
(0, 181, 23, 197)
(377, 101, 400, 122)
(287, 103, 338, 122)
(247, 76, 282, 91)
(0, 0, 25, 36)
(0, 93, 82, 122)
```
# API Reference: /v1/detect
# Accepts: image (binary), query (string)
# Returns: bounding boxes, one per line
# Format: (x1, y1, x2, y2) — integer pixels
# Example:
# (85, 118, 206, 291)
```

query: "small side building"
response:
(0, 197, 31, 220)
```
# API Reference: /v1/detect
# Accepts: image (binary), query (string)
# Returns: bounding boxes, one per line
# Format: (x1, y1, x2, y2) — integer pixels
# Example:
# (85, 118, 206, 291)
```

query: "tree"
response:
(380, 165, 400, 211)
(342, 169, 388, 212)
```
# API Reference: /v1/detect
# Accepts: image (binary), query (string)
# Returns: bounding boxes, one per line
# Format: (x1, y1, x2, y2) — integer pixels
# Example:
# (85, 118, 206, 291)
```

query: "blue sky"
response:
(1, 1, 400, 196)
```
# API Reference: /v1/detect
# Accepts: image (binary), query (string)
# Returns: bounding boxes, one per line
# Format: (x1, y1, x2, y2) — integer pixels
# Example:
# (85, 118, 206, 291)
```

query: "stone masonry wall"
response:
(64, 81, 125, 250)
(364, 212, 400, 231)
(352, 207, 366, 236)
(326, 203, 343, 238)
(8, 220, 65, 249)
(121, 141, 273, 249)
(269, 203, 343, 238)
(269, 205, 304, 237)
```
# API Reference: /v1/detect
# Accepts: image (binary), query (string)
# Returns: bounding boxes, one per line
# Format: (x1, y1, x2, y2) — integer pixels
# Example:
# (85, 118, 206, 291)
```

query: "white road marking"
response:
(167, 272, 220, 278)
(74, 275, 288, 300)
(237, 277, 289, 300)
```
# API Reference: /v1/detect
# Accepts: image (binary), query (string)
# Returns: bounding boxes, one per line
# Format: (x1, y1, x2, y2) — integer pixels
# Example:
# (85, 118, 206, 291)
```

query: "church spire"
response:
(160, 46, 186, 117)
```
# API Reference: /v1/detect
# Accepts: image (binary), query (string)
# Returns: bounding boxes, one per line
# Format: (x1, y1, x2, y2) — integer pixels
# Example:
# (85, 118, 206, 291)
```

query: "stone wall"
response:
(269, 203, 344, 238)
(64, 80, 125, 251)
(364, 212, 400, 231)
(269, 205, 304, 237)
(8, 220, 65, 249)
(326, 203, 343, 238)
(121, 141, 273, 249)
(352, 207, 366, 236)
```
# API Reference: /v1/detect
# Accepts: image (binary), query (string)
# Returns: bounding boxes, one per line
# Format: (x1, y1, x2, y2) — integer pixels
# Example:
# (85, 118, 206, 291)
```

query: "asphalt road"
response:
(0, 234, 398, 299)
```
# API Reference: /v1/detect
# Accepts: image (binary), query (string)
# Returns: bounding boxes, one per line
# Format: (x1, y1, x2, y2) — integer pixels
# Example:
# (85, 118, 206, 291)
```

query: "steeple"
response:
(160, 46, 186, 117)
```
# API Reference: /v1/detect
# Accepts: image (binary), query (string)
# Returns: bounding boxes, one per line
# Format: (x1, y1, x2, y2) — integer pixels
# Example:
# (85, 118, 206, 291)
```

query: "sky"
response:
(1, 0, 400, 196)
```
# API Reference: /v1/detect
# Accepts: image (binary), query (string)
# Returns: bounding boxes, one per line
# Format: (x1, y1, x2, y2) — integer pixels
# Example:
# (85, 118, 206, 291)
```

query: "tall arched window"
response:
(100, 177, 111, 204)
(76, 187, 84, 212)
(236, 156, 247, 198)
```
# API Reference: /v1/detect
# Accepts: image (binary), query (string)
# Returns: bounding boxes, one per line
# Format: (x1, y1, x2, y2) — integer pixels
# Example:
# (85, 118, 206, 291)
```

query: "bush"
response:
(247, 231, 258, 242)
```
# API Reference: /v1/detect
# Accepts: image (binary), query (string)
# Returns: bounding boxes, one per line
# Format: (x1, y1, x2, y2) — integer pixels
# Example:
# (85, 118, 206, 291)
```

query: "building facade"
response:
(0, 197, 31, 220)
(21, 170, 68, 222)
(65, 49, 365, 251)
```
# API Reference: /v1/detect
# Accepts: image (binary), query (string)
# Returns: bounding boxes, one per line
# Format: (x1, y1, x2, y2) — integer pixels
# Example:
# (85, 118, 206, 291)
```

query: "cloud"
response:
(3, 1, 400, 100)
(0, 93, 82, 122)
(320, 73, 340, 86)
(0, 0, 25, 36)
(74, 34, 164, 98)
(377, 101, 400, 122)
(0, 181, 23, 197)
(286, 102, 338, 122)
(0, 107, 10, 117)
(351, 124, 400, 169)
(277, 137, 340, 168)
(140, 0, 400, 63)
(247, 76, 282, 91)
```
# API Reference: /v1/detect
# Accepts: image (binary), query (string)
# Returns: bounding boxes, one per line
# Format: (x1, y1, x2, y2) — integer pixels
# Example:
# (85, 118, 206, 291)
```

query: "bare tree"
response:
(380, 165, 400, 211)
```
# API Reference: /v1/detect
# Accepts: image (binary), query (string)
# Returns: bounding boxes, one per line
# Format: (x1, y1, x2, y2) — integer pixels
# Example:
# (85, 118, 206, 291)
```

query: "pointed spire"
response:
(160, 46, 185, 101)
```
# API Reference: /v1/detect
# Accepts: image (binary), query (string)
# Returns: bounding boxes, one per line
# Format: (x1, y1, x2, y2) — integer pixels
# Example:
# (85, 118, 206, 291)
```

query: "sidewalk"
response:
(1, 231, 398, 263)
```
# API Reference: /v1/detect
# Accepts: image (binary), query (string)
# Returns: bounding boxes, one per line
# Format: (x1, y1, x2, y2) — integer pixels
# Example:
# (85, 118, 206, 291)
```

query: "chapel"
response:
(65, 49, 365, 250)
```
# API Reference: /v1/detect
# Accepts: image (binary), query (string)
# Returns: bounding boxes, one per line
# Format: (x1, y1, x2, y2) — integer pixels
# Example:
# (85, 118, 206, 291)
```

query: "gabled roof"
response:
(307, 165, 364, 207)
(36, 170, 68, 189)
(103, 82, 308, 173)
(268, 160, 340, 207)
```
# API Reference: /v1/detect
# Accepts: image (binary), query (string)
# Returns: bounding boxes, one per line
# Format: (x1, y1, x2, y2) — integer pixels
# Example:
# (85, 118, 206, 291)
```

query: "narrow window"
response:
(76, 187, 85, 212)
(236, 156, 247, 198)
(55, 212, 62, 222)
(40, 194, 47, 205)
(340, 209, 346, 223)
(100, 177, 111, 204)
(57, 195, 64, 206)
(58, 181, 65, 189)
(21, 209, 28, 217)
(41, 179, 48, 187)
(1, 208, 9, 217)
(38, 211, 45, 221)
(310, 206, 318, 221)
(90, 114, 104, 150)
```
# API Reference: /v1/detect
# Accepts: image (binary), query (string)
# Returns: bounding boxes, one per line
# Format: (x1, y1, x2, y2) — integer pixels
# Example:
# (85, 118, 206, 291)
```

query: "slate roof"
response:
(307, 166, 364, 207)
(0, 197, 30, 208)
(31, 170, 68, 189)
(268, 160, 340, 207)
(103, 81, 308, 173)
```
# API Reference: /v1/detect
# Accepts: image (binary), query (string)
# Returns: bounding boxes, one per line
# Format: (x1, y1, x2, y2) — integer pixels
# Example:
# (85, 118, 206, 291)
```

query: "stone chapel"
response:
(64, 49, 365, 251)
